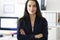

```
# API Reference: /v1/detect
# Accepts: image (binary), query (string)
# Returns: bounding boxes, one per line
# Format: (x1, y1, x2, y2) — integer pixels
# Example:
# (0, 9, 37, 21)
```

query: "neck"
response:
(29, 14, 36, 21)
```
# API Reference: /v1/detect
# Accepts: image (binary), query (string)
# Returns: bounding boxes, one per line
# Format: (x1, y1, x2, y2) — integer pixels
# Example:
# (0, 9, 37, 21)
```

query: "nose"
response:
(31, 6, 33, 10)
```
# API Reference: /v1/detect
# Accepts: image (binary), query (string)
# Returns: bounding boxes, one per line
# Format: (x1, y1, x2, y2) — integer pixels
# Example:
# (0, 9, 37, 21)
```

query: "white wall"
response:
(0, 0, 26, 18)
(46, 0, 60, 11)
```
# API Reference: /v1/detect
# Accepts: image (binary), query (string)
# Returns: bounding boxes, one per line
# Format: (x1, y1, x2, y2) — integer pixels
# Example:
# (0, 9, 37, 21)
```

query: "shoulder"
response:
(37, 16, 47, 24)
(37, 15, 47, 22)
(40, 17, 48, 25)
(41, 17, 47, 22)
(18, 17, 25, 24)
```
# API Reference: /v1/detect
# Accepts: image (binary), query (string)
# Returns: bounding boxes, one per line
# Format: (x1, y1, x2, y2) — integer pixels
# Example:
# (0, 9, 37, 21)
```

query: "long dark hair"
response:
(18, 0, 43, 29)
(23, 0, 43, 18)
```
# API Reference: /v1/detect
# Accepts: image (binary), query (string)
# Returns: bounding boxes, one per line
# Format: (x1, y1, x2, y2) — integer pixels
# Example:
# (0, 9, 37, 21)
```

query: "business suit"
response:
(17, 15, 48, 40)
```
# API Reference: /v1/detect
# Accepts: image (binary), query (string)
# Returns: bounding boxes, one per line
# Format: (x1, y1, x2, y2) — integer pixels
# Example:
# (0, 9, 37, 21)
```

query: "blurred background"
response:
(0, 0, 60, 40)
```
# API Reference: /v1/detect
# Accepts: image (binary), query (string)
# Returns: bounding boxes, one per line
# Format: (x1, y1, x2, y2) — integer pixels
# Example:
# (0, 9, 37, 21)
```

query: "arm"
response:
(20, 29, 43, 39)
(19, 29, 34, 39)
(34, 33, 43, 39)
(17, 19, 34, 40)
(41, 18, 48, 40)
(34, 18, 48, 39)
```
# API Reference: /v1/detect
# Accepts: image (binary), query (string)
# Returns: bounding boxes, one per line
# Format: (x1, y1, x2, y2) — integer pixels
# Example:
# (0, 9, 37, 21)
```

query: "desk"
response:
(0, 36, 17, 40)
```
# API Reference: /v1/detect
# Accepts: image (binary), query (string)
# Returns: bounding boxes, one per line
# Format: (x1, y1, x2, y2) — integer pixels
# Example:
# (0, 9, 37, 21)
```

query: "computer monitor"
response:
(0, 17, 18, 30)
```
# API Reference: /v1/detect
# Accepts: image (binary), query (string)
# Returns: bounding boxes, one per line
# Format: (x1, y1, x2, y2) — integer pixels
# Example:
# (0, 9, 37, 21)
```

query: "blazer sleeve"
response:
(17, 19, 34, 40)
(41, 18, 48, 40)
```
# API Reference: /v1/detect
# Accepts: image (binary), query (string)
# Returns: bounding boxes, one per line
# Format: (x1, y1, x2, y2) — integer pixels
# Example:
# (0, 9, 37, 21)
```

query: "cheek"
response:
(27, 7, 31, 11)
(33, 8, 37, 13)
(27, 7, 31, 13)
(34, 8, 37, 11)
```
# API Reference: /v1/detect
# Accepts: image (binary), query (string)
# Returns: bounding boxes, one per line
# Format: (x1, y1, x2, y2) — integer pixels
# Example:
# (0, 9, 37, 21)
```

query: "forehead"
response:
(27, 1, 36, 5)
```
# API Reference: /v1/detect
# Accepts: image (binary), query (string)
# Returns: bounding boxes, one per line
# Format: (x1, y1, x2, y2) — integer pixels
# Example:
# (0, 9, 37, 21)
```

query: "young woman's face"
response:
(27, 1, 37, 15)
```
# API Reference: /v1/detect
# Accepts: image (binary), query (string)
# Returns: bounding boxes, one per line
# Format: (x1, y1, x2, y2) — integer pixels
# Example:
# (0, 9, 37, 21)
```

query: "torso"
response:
(22, 15, 43, 34)
(31, 20, 35, 32)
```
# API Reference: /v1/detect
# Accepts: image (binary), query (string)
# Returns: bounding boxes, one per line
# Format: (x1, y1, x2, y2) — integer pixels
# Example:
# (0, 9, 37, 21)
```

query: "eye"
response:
(33, 5, 36, 7)
(29, 5, 31, 7)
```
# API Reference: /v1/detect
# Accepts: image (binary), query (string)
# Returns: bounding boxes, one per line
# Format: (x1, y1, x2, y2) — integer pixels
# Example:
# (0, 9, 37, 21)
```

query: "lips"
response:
(31, 10, 34, 12)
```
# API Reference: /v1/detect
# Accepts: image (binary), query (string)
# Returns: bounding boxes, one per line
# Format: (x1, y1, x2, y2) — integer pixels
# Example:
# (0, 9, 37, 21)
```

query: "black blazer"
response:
(17, 15, 48, 40)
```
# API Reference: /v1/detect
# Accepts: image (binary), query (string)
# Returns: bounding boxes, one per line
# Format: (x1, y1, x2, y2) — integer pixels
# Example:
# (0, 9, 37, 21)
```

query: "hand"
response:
(34, 34, 43, 39)
(20, 29, 26, 35)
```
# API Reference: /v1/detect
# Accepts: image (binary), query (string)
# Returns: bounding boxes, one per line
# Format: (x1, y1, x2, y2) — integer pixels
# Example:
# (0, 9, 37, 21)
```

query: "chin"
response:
(29, 13, 35, 15)
(29, 14, 35, 15)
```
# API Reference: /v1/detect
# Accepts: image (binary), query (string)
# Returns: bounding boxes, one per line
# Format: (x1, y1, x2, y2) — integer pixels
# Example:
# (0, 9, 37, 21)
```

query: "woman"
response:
(17, 0, 48, 40)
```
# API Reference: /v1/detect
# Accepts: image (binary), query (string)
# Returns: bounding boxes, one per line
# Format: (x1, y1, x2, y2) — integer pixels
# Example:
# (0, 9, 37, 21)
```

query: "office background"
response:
(0, 0, 60, 40)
